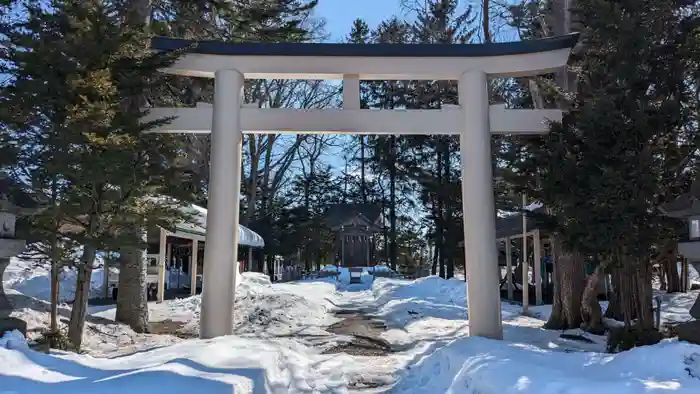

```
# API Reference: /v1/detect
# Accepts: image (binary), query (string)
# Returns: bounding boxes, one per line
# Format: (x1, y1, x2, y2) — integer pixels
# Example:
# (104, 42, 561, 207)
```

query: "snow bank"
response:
(0, 330, 27, 350)
(3, 257, 114, 303)
(336, 267, 374, 286)
(372, 264, 393, 273)
(0, 335, 349, 394)
(390, 337, 700, 394)
(372, 276, 467, 326)
(167, 273, 340, 337)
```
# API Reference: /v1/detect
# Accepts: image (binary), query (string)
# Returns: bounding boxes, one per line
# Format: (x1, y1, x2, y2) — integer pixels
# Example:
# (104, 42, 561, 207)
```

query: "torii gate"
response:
(147, 34, 579, 340)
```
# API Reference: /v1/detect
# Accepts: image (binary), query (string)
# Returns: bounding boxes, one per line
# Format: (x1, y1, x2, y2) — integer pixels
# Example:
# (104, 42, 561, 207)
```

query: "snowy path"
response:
(3, 258, 700, 393)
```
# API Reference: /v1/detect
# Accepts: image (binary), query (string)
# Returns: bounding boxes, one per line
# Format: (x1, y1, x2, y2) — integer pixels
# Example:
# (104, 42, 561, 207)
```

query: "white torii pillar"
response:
(198, 69, 244, 338)
(459, 70, 502, 338)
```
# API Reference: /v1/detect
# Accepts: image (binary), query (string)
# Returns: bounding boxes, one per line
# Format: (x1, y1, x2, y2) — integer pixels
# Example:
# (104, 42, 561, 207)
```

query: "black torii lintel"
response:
(151, 34, 580, 58)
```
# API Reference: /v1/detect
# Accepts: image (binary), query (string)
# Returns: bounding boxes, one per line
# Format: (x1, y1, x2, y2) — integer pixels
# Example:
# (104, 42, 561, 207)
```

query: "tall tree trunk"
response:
(665, 258, 681, 293)
(544, 237, 585, 329)
(607, 256, 655, 330)
(266, 253, 274, 280)
(50, 260, 60, 334)
(658, 264, 667, 291)
(115, 236, 150, 333)
(436, 147, 445, 278)
(360, 136, 367, 203)
(68, 245, 97, 350)
(244, 134, 260, 226)
(389, 135, 397, 271)
(49, 237, 61, 342)
(114, 0, 152, 334)
(543, 0, 584, 329)
(442, 138, 454, 279)
(580, 262, 606, 334)
(633, 260, 655, 330)
(656, 239, 680, 293)
(606, 265, 625, 321)
(431, 242, 439, 276)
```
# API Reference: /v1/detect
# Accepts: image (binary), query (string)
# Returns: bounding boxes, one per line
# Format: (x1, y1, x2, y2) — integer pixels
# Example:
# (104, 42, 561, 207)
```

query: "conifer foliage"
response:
(0, 0, 191, 349)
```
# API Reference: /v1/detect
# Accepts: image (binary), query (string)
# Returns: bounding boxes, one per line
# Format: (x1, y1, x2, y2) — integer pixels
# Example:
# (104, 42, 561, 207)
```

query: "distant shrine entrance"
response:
(147, 34, 579, 340)
(325, 203, 382, 268)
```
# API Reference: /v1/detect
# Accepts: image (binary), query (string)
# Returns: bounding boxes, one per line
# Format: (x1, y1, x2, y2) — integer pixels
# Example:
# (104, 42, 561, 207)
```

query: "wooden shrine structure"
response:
(148, 203, 265, 302)
(325, 204, 382, 268)
(103, 200, 266, 302)
(495, 206, 550, 310)
(494, 202, 611, 313)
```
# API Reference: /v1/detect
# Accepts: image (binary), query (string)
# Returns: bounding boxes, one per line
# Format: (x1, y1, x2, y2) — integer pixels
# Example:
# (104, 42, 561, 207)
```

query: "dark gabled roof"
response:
(325, 203, 382, 227)
(151, 34, 580, 58)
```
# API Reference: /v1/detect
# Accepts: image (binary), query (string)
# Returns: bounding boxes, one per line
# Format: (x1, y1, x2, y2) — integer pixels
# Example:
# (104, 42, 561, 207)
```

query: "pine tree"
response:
(0, 0, 192, 349)
(510, 0, 698, 343)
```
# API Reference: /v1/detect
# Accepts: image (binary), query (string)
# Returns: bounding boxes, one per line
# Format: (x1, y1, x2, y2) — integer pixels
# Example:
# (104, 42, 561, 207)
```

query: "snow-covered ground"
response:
(3, 257, 700, 393)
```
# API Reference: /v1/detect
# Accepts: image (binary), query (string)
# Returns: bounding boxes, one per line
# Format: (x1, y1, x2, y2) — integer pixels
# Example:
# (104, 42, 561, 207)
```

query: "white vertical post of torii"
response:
(459, 70, 502, 337)
(146, 34, 578, 339)
(198, 70, 244, 337)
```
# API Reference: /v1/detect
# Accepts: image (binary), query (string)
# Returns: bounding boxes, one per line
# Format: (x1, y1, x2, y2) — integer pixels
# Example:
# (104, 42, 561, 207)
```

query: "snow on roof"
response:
(176, 203, 265, 248)
(524, 201, 543, 211)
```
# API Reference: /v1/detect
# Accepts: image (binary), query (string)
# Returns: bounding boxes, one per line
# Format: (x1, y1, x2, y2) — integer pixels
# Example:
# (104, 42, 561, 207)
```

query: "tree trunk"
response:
(115, 241, 150, 333)
(606, 265, 625, 321)
(431, 242, 439, 276)
(665, 258, 682, 293)
(607, 257, 655, 330)
(436, 147, 445, 278)
(658, 264, 667, 291)
(48, 236, 61, 337)
(112, 0, 152, 335)
(389, 135, 397, 271)
(68, 245, 97, 349)
(633, 261, 655, 330)
(580, 263, 605, 334)
(266, 253, 274, 280)
(50, 259, 60, 334)
(244, 135, 260, 226)
(545, 238, 585, 329)
(442, 139, 454, 279)
(360, 136, 367, 203)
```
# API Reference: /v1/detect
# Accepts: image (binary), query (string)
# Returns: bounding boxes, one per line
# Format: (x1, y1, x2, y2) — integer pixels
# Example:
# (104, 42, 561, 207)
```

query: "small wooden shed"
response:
(142, 202, 265, 302)
(495, 204, 549, 308)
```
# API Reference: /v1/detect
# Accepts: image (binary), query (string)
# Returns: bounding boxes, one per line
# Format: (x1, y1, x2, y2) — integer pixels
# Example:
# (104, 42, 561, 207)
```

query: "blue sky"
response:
(316, 0, 405, 41)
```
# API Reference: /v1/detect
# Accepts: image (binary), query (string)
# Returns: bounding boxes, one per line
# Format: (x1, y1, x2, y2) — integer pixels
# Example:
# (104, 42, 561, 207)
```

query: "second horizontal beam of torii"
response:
(144, 103, 561, 135)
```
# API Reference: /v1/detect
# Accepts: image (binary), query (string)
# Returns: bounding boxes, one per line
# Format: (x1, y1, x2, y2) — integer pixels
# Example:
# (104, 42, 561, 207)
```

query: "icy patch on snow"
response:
(390, 337, 700, 393)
